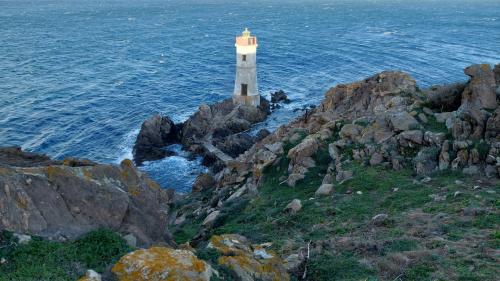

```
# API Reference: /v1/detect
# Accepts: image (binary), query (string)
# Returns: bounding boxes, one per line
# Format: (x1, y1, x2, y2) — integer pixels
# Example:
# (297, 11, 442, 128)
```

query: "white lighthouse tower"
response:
(233, 28, 260, 107)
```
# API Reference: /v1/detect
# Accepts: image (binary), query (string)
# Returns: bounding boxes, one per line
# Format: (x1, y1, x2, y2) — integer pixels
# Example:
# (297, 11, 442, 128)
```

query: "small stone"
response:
(284, 199, 302, 215)
(473, 185, 480, 190)
(315, 184, 334, 196)
(123, 234, 137, 248)
(421, 177, 432, 184)
(79, 269, 102, 281)
(253, 248, 273, 259)
(0, 258, 6, 264)
(454, 180, 464, 185)
(356, 191, 363, 195)
(418, 113, 428, 123)
(13, 233, 31, 245)
(423, 107, 433, 115)
(392, 188, 399, 192)
(454, 191, 462, 197)
(202, 210, 221, 226)
(372, 214, 389, 226)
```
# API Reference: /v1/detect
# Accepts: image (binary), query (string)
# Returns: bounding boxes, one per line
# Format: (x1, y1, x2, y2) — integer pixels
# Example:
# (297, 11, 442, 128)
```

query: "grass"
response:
(169, 134, 499, 280)
(0, 229, 132, 281)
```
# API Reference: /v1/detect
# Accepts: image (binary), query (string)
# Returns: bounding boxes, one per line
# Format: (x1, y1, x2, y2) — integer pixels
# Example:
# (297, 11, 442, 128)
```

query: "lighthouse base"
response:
(233, 94, 260, 107)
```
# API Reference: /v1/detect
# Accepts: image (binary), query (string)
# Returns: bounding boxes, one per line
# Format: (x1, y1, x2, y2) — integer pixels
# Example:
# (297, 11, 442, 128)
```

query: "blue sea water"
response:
(1, 0, 499, 192)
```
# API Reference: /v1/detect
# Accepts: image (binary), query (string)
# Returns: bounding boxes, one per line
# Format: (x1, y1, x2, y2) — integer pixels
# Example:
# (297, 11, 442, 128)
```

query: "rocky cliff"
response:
(0, 147, 173, 246)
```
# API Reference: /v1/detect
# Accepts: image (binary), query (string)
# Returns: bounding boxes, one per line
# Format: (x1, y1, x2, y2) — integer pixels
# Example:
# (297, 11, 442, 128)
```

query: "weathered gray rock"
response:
(192, 173, 216, 193)
(315, 184, 334, 196)
(371, 214, 389, 226)
(202, 210, 220, 226)
(0, 148, 172, 246)
(369, 152, 384, 166)
(461, 64, 497, 110)
(133, 115, 179, 165)
(284, 199, 302, 215)
(389, 112, 420, 132)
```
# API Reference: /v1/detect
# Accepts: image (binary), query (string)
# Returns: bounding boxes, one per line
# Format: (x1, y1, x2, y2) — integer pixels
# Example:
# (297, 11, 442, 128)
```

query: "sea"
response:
(1, 0, 499, 192)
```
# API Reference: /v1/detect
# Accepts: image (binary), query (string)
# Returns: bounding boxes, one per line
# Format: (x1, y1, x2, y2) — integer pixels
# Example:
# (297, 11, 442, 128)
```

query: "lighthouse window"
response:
(242, 55, 247, 61)
(241, 84, 248, 96)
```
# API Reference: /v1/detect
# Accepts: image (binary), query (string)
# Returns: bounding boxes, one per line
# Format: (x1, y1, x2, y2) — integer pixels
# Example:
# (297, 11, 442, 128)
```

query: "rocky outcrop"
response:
(112, 247, 214, 281)
(461, 64, 497, 110)
(0, 147, 172, 246)
(133, 115, 180, 165)
(134, 98, 270, 171)
(208, 234, 290, 281)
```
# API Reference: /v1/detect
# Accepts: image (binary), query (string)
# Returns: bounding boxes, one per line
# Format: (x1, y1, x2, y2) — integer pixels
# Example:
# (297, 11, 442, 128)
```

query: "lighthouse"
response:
(233, 28, 260, 107)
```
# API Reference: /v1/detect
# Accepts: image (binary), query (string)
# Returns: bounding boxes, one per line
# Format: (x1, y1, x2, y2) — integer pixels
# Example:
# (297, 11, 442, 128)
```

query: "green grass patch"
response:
(0, 229, 132, 281)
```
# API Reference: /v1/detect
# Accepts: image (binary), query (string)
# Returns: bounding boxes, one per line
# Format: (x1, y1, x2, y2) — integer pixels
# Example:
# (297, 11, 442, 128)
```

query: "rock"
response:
(215, 133, 256, 158)
(339, 124, 362, 140)
(0, 149, 172, 246)
(287, 137, 318, 164)
(286, 173, 305, 187)
(13, 233, 31, 245)
(181, 98, 269, 149)
(284, 199, 302, 215)
(439, 140, 451, 170)
(271, 90, 290, 104)
(463, 165, 479, 175)
(284, 253, 303, 272)
(485, 107, 500, 141)
(264, 142, 284, 155)
(315, 184, 334, 196)
(399, 130, 423, 145)
(369, 152, 384, 166)
(112, 247, 214, 281)
(319, 71, 417, 118)
(256, 129, 271, 141)
(372, 214, 389, 226)
(202, 210, 220, 226)
(254, 149, 277, 173)
(424, 83, 465, 111)
(133, 115, 179, 165)
(451, 107, 488, 140)
(208, 234, 290, 281)
(462, 64, 497, 110)
(336, 170, 353, 182)
(0, 146, 60, 167)
(414, 147, 439, 175)
(418, 113, 428, 123)
(78, 270, 102, 281)
(424, 131, 445, 147)
(192, 173, 216, 192)
(123, 234, 137, 248)
(389, 112, 419, 132)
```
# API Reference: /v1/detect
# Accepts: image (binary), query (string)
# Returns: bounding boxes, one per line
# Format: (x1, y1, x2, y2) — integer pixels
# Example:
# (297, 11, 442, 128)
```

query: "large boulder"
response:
(461, 64, 497, 110)
(208, 234, 290, 281)
(0, 148, 172, 246)
(180, 98, 269, 148)
(319, 71, 417, 118)
(133, 115, 179, 165)
(215, 133, 256, 158)
(112, 247, 214, 281)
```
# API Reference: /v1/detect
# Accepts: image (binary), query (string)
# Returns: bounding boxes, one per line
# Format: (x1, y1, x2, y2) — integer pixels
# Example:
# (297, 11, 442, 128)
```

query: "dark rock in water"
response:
(0, 148, 173, 247)
(133, 115, 180, 165)
(181, 98, 269, 147)
(192, 173, 215, 192)
(271, 90, 290, 104)
(424, 83, 465, 111)
(215, 133, 256, 158)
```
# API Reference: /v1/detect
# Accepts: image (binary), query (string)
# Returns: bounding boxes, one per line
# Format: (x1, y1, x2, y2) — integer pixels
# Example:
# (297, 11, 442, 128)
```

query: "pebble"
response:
(356, 191, 363, 195)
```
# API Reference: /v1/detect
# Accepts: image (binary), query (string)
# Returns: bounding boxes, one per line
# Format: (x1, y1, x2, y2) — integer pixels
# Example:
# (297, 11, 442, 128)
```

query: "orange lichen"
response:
(112, 247, 211, 281)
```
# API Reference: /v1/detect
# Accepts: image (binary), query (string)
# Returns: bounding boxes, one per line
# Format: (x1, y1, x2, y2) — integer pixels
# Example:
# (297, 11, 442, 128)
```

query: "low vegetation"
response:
(175, 140, 499, 280)
(0, 229, 132, 281)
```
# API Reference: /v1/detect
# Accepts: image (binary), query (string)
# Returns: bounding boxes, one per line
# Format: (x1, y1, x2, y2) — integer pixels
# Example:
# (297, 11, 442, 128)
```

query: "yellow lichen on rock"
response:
(112, 247, 213, 281)
(208, 234, 290, 281)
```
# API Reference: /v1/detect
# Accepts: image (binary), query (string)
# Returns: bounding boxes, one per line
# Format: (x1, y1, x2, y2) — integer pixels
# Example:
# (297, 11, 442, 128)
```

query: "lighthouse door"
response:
(241, 84, 248, 96)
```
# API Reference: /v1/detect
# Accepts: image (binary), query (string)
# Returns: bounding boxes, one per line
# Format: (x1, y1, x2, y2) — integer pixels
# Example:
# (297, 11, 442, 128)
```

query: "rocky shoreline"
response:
(1, 63, 499, 280)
